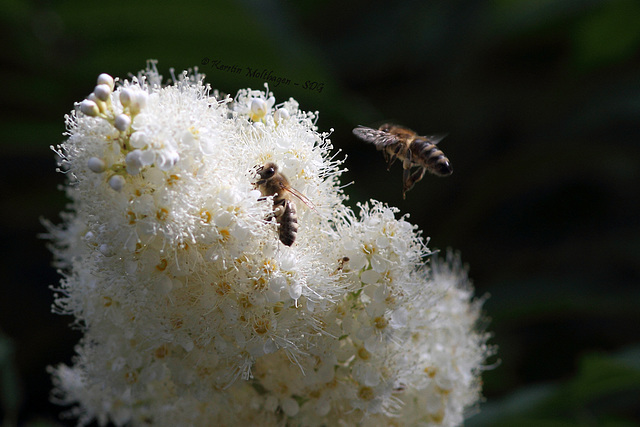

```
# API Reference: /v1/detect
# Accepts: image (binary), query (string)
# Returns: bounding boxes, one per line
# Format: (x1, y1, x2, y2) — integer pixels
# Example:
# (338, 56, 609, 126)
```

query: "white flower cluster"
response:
(45, 62, 493, 426)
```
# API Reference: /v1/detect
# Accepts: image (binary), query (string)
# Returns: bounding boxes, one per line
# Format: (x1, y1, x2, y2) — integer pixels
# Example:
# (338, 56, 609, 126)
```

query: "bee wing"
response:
(352, 126, 401, 147)
(282, 185, 318, 212)
(420, 134, 448, 145)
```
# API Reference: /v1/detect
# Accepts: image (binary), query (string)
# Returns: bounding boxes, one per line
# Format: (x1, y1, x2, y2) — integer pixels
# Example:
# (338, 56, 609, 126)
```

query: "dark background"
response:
(2, 0, 639, 425)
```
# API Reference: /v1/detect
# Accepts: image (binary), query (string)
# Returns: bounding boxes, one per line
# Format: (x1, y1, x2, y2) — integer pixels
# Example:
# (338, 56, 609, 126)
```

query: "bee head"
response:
(256, 162, 278, 180)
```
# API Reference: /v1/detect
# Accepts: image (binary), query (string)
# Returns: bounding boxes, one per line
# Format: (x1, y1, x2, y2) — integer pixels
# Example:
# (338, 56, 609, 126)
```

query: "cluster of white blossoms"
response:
(45, 62, 493, 426)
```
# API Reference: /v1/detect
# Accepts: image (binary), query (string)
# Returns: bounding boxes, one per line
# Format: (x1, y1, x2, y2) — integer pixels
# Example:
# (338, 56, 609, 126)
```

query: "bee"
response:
(254, 162, 314, 246)
(352, 123, 453, 198)
(331, 256, 350, 275)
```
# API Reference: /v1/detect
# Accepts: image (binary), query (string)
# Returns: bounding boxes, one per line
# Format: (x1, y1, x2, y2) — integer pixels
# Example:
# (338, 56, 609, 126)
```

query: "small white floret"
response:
(129, 91, 148, 115)
(125, 150, 144, 175)
(108, 174, 125, 191)
(87, 157, 106, 173)
(250, 98, 268, 121)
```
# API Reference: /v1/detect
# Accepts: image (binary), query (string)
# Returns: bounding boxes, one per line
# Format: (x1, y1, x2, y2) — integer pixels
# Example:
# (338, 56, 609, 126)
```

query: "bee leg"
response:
(272, 199, 287, 218)
(402, 145, 413, 170)
(273, 203, 285, 218)
(403, 167, 426, 198)
(400, 148, 414, 198)
(263, 200, 286, 222)
(386, 144, 403, 170)
(409, 166, 426, 188)
(402, 168, 410, 199)
(260, 196, 274, 220)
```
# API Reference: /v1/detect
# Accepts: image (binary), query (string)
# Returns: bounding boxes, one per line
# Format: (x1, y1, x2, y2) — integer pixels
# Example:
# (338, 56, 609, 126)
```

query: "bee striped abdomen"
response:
(278, 200, 298, 246)
(413, 141, 453, 176)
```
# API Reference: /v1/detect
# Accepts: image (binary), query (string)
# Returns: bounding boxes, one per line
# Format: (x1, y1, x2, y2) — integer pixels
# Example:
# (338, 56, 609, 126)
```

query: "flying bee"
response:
(254, 162, 315, 246)
(352, 123, 453, 198)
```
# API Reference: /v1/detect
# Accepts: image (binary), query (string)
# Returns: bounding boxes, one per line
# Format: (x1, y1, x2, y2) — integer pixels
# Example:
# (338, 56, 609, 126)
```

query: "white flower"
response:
(234, 84, 276, 123)
(45, 61, 494, 426)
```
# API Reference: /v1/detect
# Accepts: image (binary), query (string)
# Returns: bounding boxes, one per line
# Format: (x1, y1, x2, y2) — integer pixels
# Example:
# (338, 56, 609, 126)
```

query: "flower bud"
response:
(97, 73, 114, 90)
(87, 94, 106, 114)
(274, 108, 290, 123)
(108, 174, 125, 191)
(120, 88, 133, 107)
(79, 100, 100, 117)
(87, 157, 106, 173)
(93, 84, 112, 102)
(114, 114, 131, 132)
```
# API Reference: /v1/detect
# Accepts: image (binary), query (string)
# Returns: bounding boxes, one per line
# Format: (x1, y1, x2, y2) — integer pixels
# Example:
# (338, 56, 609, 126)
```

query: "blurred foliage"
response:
(0, 331, 22, 427)
(1, 0, 639, 424)
(468, 346, 640, 426)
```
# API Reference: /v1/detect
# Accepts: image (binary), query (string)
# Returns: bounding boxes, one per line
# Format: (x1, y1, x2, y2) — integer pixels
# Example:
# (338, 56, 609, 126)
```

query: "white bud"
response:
(108, 175, 125, 191)
(280, 397, 300, 417)
(88, 93, 106, 114)
(264, 395, 278, 412)
(274, 108, 290, 123)
(250, 98, 268, 120)
(120, 88, 132, 107)
(154, 275, 173, 294)
(315, 398, 331, 416)
(124, 260, 138, 275)
(93, 84, 112, 102)
(87, 157, 106, 173)
(98, 244, 114, 257)
(79, 100, 100, 117)
(97, 73, 114, 90)
(82, 231, 97, 247)
(114, 114, 131, 132)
